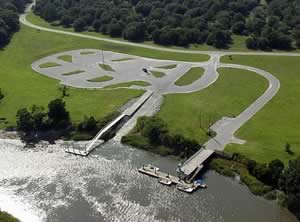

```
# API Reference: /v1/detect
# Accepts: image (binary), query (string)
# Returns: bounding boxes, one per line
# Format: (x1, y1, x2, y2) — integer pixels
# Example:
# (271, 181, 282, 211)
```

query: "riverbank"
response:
(0, 210, 19, 222)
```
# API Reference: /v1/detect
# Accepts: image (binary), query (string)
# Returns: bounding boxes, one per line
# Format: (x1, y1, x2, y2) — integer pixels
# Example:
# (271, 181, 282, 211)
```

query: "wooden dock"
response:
(138, 165, 202, 193)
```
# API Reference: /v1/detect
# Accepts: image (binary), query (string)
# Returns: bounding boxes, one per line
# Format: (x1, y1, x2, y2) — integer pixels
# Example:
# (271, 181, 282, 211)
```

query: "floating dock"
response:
(138, 165, 203, 193)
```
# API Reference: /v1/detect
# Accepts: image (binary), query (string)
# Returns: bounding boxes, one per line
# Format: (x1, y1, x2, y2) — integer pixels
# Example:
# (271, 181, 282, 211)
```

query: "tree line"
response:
(33, 0, 300, 50)
(0, 0, 31, 47)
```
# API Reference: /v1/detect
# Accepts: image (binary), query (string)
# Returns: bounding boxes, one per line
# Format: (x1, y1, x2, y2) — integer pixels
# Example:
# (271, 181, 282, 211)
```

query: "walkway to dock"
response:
(65, 90, 153, 156)
(179, 149, 214, 176)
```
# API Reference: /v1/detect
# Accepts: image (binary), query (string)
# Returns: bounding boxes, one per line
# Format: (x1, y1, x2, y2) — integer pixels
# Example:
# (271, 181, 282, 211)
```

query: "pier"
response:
(65, 90, 153, 156)
(138, 165, 205, 193)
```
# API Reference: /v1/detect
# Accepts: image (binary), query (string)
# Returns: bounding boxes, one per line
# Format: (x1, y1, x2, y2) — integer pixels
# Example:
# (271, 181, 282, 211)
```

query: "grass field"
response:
(62, 70, 84, 76)
(157, 64, 177, 69)
(158, 67, 268, 144)
(151, 71, 166, 78)
(105, 81, 151, 88)
(25, 13, 209, 62)
(58, 55, 72, 62)
(88, 76, 113, 82)
(39, 62, 61, 68)
(0, 25, 144, 128)
(112, 58, 134, 62)
(175, 67, 204, 86)
(221, 55, 300, 164)
(99, 64, 114, 72)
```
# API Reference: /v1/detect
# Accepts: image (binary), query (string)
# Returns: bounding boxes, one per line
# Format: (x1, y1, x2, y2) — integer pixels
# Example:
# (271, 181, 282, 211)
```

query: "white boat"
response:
(144, 164, 160, 172)
(176, 185, 195, 193)
(194, 179, 207, 188)
(159, 179, 172, 186)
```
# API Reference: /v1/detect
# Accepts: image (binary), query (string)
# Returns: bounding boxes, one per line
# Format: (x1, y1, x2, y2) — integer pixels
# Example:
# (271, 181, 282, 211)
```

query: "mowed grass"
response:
(62, 70, 84, 76)
(175, 67, 204, 86)
(26, 12, 209, 62)
(151, 71, 166, 78)
(0, 25, 144, 127)
(112, 58, 134, 62)
(221, 55, 300, 164)
(158, 68, 268, 144)
(58, 55, 72, 62)
(39, 62, 61, 68)
(88, 76, 113, 82)
(105, 81, 151, 88)
(157, 64, 177, 69)
(99, 63, 114, 72)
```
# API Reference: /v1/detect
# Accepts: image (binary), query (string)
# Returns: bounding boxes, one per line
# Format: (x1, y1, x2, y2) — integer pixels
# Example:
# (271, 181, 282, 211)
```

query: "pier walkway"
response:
(179, 149, 214, 177)
(65, 90, 153, 156)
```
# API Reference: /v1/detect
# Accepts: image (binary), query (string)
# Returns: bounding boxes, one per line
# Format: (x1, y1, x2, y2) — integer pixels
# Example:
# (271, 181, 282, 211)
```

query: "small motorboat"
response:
(176, 185, 194, 193)
(143, 164, 160, 173)
(194, 179, 207, 188)
(159, 179, 172, 186)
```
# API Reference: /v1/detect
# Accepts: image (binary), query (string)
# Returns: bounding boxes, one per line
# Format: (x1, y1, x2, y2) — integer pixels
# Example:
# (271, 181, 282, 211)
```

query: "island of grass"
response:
(112, 58, 134, 62)
(62, 70, 84, 76)
(99, 63, 115, 72)
(105, 81, 151, 89)
(58, 55, 72, 62)
(39, 62, 61, 68)
(175, 67, 204, 86)
(157, 64, 177, 69)
(80, 51, 96, 55)
(88, 76, 113, 82)
(151, 71, 166, 78)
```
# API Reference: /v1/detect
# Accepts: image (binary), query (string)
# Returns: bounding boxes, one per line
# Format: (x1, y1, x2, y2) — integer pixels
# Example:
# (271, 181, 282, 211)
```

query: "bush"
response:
(0, 88, 4, 101)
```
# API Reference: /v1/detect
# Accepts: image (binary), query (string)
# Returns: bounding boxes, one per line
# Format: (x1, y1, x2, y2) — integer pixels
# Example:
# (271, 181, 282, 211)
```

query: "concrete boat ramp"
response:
(65, 90, 153, 156)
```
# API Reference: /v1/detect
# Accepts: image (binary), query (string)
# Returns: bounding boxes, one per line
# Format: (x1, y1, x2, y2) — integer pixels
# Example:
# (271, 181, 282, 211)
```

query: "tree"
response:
(31, 105, 47, 130)
(268, 159, 284, 187)
(279, 157, 300, 219)
(109, 22, 123, 37)
(123, 22, 145, 42)
(59, 85, 69, 98)
(0, 88, 4, 101)
(73, 18, 87, 32)
(0, 27, 9, 47)
(232, 21, 246, 35)
(47, 99, 70, 128)
(207, 30, 232, 48)
(78, 116, 97, 132)
(61, 15, 73, 27)
(16, 108, 34, 131)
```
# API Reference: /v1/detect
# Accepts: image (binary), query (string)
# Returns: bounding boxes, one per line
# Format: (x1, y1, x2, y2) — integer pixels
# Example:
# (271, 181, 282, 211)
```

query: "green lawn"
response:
(105, 81, 151, 88)
(0, 25, 144, 128)
(62, 70, 84, 76)
(157, 64, 177, 69)
(158, 67, 268, 144)
(99, 64, 114, 72)
(151, 71, 166, 78)
(25, 12, 209, 62)
(88, 76, 113, 82)
(221, 55, 300, 164)
(58, 55, 72, 62)
(80, 51, 96, 55)
(175, 67, 204, 86)
(112, 58, 134, 62)
(39, 62, 61, 68)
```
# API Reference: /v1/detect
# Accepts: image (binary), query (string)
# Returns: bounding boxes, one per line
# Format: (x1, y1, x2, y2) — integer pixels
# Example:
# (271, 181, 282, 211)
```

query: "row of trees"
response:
(0, 0, 31, 47)
(234, 153, 300, 219)
(34, 0, 300, 49)
(123, 116, 200, 157)
(16, 99, 71, 131)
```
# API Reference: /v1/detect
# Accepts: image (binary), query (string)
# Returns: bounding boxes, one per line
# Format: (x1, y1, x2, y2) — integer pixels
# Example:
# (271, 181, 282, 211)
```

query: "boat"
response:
(159, 179, 172, 186)
(176, 185, 195, 193)
(144, 164, 160, 172)
(194, 179, 207, 188)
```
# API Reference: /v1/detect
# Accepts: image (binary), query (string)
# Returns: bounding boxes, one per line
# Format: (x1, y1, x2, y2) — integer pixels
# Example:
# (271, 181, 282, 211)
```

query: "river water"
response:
(0, 138, 292, 222)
